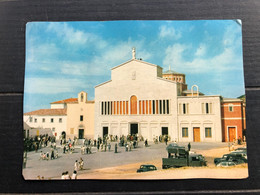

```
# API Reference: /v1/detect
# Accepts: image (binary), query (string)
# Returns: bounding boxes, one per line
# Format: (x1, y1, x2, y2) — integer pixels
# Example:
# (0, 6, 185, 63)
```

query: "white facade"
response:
(94, 52, 223, 142)
(23, 114, 67, 138)
(177, 96, 222, 142)
(95, 59, 181, 141)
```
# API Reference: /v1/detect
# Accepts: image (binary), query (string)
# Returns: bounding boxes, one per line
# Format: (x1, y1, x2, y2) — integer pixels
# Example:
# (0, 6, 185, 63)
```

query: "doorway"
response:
(162, 127, 168, 135)
(78, 129, 84, 139)
(228, 127, 236, 142)
(193, 127, 200, 142)
(130, 123, 138, 135)
(103, 127, 108, 138)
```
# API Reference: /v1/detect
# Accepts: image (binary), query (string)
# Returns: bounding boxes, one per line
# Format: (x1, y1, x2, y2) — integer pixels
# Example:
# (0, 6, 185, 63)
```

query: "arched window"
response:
(81, 93, 84, 102)
(130, 95, 137, 114)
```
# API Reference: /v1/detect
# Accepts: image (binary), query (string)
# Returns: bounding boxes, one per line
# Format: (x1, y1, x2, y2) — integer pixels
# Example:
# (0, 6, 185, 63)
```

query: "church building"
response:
(94, 48, 225, 142)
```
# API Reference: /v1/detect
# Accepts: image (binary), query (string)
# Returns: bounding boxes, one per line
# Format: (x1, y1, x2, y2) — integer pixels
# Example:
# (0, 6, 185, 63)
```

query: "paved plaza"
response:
(23, 141, 229, 180)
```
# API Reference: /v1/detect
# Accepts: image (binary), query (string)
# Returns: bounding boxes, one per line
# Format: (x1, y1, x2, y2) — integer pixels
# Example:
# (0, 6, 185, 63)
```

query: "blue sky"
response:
(24, 20, 244, 113)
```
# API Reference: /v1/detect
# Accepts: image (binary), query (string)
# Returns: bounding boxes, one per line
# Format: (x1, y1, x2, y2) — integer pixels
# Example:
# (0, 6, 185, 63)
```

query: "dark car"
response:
(216, 161, 236, 167)
(137, 165, 157, 173)
(214, 153, 247, 165)
(233, 147, 247, 153)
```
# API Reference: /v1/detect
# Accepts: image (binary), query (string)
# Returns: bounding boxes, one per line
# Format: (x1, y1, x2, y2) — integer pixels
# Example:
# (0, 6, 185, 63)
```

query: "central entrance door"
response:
(193, 127, 200, 142)
(78, 129, 84, 139)
(103, 127, 108, 138)
(228, 127, 236, 142)
(162, 127, 168, 135)
(130, 123, 138, 135)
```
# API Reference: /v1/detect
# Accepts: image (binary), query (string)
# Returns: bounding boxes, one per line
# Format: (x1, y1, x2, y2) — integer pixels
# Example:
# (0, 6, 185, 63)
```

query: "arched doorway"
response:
(130, 95, 137, 114)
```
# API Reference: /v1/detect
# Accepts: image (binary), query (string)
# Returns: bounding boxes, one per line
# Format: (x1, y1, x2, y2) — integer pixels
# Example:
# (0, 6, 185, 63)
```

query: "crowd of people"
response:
(24, 134, 56, 152)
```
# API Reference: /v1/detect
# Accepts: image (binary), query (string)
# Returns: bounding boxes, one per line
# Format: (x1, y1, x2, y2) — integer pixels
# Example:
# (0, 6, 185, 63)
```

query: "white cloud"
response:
(27, 43, 59, 63)
(47, 23, 108, 48)
(56, 40, 152, 76)
(163, 25, 242, 75)
(24, 77, 91, 94)
(195, 44, 207, 56)
(163, 43, 190, 69)
(159, 25, 181, 39)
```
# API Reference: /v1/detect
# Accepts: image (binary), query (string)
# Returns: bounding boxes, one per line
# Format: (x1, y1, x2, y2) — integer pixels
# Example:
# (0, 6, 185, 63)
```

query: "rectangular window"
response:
(163, 100, 165, 114)
(34, 118, 37, 123)
(59, 118, 62, 123)
(51, 118, 54, 123)
(182, 127, 188, 137)
(123, 101, 126, 114)
(142, 101, 145, 114)
(146, 100, 148, 114)
(120, 101, 122, 114)
(159, 100, 162, 114)
(229, 105, 233, 112)
(111, 101, 113, 115)
(29, 117, 32, 122)
(42, 118, 45, 123)
(108, 102, 110, 115)
(153, 100, 155, 114)
(205, 127, 212, 138)
(166, 100, 169, 114)
(149, 100, 152, 114)
(104, 102, 107, 115)
(114, 101, 116, 115)
(183, 103, 186, 114)
(101, 102, 104, 115)
(117, 101, 119, 115)
(80, 115, 83, 121)
(206, 103, 209, 114)
(156, 100, 159, 114)
(126, 101, 129, 114)
(139, 101, 142, 114)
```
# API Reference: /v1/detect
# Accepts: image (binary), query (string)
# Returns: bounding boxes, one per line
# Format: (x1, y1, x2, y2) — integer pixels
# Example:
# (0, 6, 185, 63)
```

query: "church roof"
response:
(163, 70, 184, 75)
(24, 109, 67, 116)
(111, 59, 163, 70)
(50, 98, 78, 104)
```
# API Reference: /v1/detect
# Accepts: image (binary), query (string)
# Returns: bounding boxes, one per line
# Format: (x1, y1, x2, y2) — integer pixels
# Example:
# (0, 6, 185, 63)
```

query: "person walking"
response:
(164, 136, 168, 145)
(79, 158, 84, 170)
(74, 160, 79, 171)
(115, 143, 118, 153)
(108, 143, 111, 151)
(188, 142, 191, 152)
(51, 148, 55, 160)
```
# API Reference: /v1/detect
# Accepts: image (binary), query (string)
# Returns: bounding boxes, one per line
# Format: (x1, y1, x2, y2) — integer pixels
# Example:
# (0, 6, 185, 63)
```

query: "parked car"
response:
(137, 165, 157, 173)
(231, 148, 247, 153)
(230, 151, 247, 159)
(214, 153, 247, 165)
(217, 161, 236, 167)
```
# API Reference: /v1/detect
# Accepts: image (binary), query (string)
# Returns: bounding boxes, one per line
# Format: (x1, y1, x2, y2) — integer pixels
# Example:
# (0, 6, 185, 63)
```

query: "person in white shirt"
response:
(71, 170, 77, 179)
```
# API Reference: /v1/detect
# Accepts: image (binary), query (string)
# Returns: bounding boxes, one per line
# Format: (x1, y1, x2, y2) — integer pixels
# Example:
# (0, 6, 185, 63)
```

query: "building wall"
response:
(23, 115, 67, 138)
(221, 101, 243, 142)
(66, 92, 95, 139)
(95, 60, 179, 141)
(177, 96, 222, 142)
